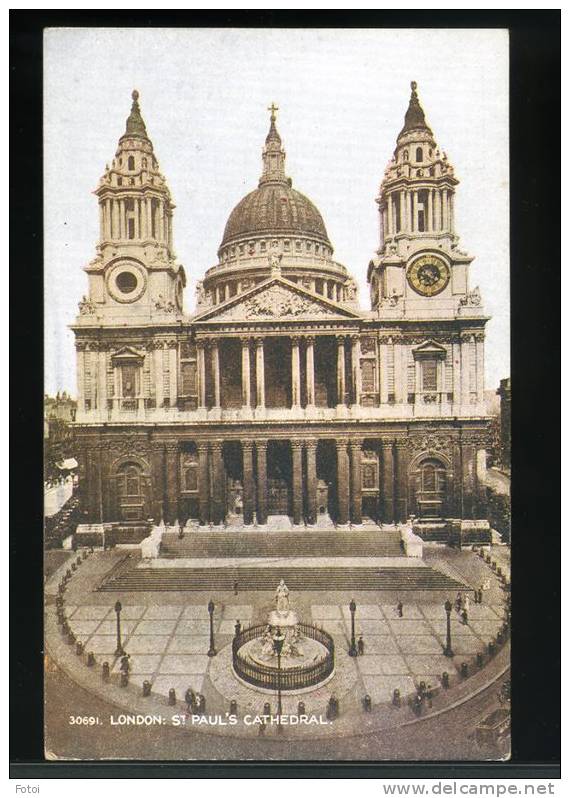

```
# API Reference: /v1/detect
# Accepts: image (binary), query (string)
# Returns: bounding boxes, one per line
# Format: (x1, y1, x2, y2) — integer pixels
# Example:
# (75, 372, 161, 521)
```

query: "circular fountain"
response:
(232, 580, 335, 693)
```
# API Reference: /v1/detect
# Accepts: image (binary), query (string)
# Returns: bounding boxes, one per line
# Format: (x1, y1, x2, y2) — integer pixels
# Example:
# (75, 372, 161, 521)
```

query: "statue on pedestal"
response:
(275, 579, 290, 614)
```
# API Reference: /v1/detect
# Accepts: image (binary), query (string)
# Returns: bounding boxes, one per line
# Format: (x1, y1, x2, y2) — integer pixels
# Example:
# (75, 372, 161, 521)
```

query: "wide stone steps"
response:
(159, 531, 403, 559)
(99, 565, 468, 593)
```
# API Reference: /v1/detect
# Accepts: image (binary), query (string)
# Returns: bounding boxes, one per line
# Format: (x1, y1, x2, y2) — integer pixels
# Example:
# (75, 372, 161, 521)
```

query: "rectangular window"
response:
(128, 218, 135, 239)
(180, 362, 196, 396)
(422, 360, 438, 392)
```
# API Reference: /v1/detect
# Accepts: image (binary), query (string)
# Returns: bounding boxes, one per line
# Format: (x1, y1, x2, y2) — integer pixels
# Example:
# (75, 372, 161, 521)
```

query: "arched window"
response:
(416, 147, 423, 162)
(128, 156, 135, 170)
(419, 458, 447, 495)
(118, 463, 143, 497)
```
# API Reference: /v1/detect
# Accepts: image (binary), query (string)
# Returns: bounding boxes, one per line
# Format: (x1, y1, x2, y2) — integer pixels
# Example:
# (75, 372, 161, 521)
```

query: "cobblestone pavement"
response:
(46, 543, 509, 747)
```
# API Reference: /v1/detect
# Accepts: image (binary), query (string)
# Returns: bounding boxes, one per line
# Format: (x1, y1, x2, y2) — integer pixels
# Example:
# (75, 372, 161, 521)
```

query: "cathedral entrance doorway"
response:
(114, 460, 150, 522)
(224, 441, 243, 517)
(267, 441, 291, 515)
(316, 441, 335, 518)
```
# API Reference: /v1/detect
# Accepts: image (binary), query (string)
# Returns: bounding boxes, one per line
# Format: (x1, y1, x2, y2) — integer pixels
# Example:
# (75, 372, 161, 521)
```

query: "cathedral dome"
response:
(220, 182, 331, 250)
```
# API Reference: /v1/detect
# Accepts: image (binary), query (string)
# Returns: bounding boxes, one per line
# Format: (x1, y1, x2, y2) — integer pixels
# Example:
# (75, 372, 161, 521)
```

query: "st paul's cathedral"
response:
(72, 83, 491, 546)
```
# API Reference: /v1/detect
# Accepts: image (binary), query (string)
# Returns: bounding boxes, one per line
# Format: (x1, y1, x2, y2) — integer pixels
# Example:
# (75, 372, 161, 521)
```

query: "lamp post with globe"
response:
(443, 599, 454, 657)
(273, 627, 285, 734)
(348, 599, 358, 657)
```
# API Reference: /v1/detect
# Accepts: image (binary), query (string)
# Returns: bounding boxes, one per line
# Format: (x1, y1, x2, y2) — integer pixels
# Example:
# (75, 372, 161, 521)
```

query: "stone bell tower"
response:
(76, 90, 186, 326)
(368, 81, 481, 320)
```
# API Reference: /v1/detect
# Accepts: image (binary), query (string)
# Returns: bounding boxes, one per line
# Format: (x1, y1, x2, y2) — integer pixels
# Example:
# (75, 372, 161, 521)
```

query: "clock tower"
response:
(368, 81, 481, 319)
(76, 90, 186, 327)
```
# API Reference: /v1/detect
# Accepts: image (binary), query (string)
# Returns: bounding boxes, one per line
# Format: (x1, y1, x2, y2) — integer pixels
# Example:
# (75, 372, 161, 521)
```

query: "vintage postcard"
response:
(43, 27, 511, 761)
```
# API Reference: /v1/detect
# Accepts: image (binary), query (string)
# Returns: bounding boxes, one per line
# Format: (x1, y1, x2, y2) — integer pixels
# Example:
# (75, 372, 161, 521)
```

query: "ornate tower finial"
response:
(259, 103, 287, 186)
(124, 88, 148, 139)
(411, 80, 417, 92)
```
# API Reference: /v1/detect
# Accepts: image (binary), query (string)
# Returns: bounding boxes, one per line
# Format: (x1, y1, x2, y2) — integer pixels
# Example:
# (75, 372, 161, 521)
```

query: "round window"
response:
(116, 271, 138, 294)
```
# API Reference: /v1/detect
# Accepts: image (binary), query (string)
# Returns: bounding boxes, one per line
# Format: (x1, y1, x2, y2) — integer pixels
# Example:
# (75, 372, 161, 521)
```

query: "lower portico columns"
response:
(336, 335, 346, 407)
(305, 336, 315, 407)
(336, 438, 350, 526)
(255, 338, 265, 409)
(304, 440, 317, 525)
(291, 337, 301, 408)
(394, 441, 409, 523)
(242, 441, 255, 525)
(151, 443, 166, 523)
(256, 441, 268, 525)
(164, 443, 179, 525)
(349, 440, 363, 525)
(291, 441, 303, 525)
(241, 338, 251, 407)
(210, 441, 225, 525)
(197, 443, 210, 525)
(381, 440, 395, 523)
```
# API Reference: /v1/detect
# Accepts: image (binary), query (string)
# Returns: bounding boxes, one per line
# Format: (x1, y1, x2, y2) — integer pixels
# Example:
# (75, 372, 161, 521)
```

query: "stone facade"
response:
(71, 87, 491, 534)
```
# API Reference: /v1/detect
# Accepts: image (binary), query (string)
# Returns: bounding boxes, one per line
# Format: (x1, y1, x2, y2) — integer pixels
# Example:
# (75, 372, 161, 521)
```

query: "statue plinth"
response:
(267, 609, 299, 629)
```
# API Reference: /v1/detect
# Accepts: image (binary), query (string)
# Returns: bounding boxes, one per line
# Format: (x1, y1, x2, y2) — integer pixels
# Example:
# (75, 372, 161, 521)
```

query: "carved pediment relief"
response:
(111, 345, 145, 364)
(194, 278, 361, 323)
(412, 339, 447, 359)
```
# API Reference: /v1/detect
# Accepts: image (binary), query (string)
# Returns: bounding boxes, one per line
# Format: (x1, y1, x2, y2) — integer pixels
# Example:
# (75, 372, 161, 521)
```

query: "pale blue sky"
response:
(44, 28, 509, 395)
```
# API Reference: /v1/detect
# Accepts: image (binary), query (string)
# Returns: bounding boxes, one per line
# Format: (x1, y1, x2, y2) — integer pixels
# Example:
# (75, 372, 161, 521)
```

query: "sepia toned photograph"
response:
(43, 27, 511, 762)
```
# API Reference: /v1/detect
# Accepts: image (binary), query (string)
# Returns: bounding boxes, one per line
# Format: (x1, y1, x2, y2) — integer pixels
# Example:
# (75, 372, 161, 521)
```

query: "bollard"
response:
(87, 651, 96, 667)
(442, 671, 450, 689)
(229, 699, 238, 716)
(497, 567, 503, 578)
(497, 630, 504, 645)
(485, 554, 491, 564)
(76, 557, 82, 567)
(66, 569, 72, 579)
(488, 640, 496, 658)
(57, 611, 65, 626)
(102, 661, 110, 682)
(56, 595, 63, 606)
(120, 671, 129, 688)
(460, 662, 469, 678)
(168, 688, 176, 706)
(67, 631, 76, 645)
(71, 563, 77, 572)
(418, 680, 427, 696)
(362, 694, 372, 713)
(297, 701, 305, 716)
(263, 702, 271, 717)
(476, 652, 484, 669)
(75, 641, 84, 656)
(142, 680, 151, 697)
(392, 688, 401, 707)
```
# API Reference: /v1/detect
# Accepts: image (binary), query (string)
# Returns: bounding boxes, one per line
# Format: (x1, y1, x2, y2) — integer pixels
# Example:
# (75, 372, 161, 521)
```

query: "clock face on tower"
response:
(407, 254, 450, 297)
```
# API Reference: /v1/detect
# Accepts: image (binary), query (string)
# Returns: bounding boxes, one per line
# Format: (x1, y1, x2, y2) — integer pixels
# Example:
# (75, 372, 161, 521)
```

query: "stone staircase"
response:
(98, 562, 469, 593)
(159, 529, 403, 559)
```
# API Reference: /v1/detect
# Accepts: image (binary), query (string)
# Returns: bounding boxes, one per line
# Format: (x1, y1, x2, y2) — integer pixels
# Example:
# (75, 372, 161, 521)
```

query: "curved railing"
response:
(232, 622, 335, 691)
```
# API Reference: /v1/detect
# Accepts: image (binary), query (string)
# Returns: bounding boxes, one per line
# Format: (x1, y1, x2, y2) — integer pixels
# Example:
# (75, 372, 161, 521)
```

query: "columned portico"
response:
(336, 336, 346, 407)
(242, 440, 255, 524)
(291, 441, 303, 525)
(256, 440, 268, 524)
(304, 440, 317, 525)
(255, 338, 265, 409)
(349, 439, 363, 525)
(336, 438, 350, 525)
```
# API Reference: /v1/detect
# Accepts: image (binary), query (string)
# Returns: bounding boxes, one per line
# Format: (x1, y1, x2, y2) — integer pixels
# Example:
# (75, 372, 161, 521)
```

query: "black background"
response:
(10, 9, 561, 780)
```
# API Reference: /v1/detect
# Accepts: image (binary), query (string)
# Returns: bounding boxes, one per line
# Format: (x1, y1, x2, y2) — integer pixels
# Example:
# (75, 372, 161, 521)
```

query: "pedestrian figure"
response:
(185, 688, 195, 714)
(120, 654, 131, 675)
(258, 717, 266, 735)
(463, 594, 470, 613)
(357, 635, 365, 656)
(455, 592, 462, 612)
(397, 600, 403, 618)
(233, 580, 239, 596)
(426, 685, 433, 709)
(461, 608, 468, 625)
(234, 619, 242, 637)
(478, 588, 484, 604)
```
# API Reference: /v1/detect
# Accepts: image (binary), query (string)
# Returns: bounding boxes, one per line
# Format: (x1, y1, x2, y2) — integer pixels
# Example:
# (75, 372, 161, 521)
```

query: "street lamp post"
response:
(348, 599, 358, 657)
(443, 599, 454, 657)
(114, 601, 124, 657)
(207, 599, 216, 657)
(273, 627, 285, 735)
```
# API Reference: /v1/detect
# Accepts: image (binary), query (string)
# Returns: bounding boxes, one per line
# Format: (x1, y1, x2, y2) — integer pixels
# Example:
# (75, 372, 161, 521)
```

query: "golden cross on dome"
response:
(268, 102, 279, 122)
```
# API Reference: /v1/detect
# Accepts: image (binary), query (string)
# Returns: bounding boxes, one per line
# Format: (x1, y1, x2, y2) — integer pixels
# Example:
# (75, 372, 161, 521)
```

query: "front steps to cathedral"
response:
(159, 528, 404, 559)
(97, 556, 469, 594)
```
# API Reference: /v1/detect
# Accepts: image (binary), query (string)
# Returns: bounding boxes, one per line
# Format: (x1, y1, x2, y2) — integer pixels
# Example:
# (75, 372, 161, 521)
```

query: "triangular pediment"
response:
(111, 346, 145, 362)
(193, 277, 362, 323)
(412, 339, 447, 358)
